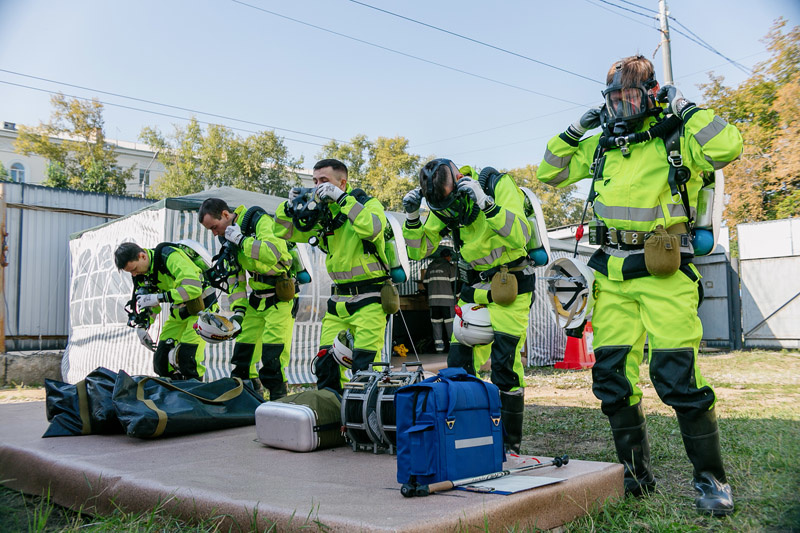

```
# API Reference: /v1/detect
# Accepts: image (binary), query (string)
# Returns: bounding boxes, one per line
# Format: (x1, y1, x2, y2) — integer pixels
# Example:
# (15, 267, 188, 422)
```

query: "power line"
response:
(230, 0, 587, 106)
(581, 0, 658, 30)
(0, 79, 329, 148)
(0, 68, 338, 143)
(592, 0, 655, 19)
(668, 16, 751, 75)
(346, 0, 603, 85)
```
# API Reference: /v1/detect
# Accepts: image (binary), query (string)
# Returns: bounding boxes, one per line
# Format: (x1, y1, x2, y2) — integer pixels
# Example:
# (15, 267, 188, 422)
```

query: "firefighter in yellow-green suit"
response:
(115, 241, 217, 380)
(402, 158, 534, 453)
(199, 198, 295, 400)
(537, 55, 742, 515)
(274, 159, 389, 395)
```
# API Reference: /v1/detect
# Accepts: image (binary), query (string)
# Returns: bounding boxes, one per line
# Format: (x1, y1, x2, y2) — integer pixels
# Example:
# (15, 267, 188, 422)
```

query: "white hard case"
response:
(255, 401, 320, 452)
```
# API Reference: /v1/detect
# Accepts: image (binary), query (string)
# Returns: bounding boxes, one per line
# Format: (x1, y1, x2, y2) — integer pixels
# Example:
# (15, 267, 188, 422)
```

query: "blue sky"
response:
(1, 0, 797, 181)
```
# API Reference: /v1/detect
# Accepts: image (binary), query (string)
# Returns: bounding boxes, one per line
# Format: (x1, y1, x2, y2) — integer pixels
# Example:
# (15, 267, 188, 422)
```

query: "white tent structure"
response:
(64, 184, 591, 384)
(64, 186, 344, 384)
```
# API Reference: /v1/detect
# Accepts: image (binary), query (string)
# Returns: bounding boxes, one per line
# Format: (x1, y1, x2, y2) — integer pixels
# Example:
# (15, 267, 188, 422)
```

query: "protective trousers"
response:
(447, 292, 532, 392)
(317, 301, 386, 394)
(590, 266, 716, 417)
(430, 305, 454, 351)
(156, 314, 206, 380)
(230, 300, 294, 397)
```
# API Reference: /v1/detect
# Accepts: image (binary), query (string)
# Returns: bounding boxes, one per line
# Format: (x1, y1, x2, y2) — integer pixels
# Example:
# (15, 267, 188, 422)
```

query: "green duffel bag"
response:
(112, 371, 264, 438)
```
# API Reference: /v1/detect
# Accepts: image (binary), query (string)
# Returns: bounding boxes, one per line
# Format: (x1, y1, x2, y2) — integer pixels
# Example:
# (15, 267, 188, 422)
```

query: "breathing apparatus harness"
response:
(125, 276, 156, 329)
(206, 206, 268, 292)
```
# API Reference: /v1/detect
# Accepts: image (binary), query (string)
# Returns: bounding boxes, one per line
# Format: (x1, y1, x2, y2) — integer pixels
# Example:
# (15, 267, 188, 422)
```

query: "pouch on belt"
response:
(644, 224, 680, 277)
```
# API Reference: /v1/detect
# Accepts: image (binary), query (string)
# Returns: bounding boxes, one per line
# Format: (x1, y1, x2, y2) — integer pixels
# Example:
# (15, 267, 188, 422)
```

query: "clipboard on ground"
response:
(457, 475, 565, 495)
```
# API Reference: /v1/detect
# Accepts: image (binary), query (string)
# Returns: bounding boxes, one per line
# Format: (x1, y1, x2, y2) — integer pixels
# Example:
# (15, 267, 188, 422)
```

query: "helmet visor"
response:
(603, 86, 648, 122)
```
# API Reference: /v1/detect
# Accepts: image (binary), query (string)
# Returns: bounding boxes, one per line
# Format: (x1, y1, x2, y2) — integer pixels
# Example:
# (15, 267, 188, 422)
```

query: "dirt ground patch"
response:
(0, 387, 46, 403)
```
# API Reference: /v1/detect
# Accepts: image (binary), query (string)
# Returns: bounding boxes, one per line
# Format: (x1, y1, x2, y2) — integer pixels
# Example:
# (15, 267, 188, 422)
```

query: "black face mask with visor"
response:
(600, 63, 660, 136)
(419, 158, 479, 227)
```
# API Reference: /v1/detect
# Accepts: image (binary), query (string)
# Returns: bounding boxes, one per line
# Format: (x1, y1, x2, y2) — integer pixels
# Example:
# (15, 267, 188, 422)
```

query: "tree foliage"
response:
(507, 164, 585, 228)
(0, 161, 7, 181)
(140, 118, 303, 198)
(318, 135, 420, 211)
(699, 19, 800, 227)
(13, 94, 131, 194)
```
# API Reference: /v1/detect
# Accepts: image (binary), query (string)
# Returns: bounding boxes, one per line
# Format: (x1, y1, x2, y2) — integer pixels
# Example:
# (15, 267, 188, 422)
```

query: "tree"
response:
(699, 19, 800, 228)
(508, 164, 585, 228)
(318, 134, 420, 211)
(0, 161, 7, 181)
(140, 119, 303, 198)
(14, 94, 131, 194)
(317, 134, 371, 189)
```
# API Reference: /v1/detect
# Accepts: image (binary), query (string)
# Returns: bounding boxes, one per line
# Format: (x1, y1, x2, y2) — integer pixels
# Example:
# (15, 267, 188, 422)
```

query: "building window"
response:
(139, 169, 150, 186)
(10, 163, 25, 182)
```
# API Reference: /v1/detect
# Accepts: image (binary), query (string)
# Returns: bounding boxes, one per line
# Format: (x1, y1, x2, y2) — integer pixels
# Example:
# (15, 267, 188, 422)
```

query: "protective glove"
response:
(657, 85, 695, 119)
(224, 224, 245, 246)
(315, 182, 345, 204)
(456, 178, 494, 211)
(230, 309, 245, 338)
(136, 292, 163, 309)
(567, 105, 603, 139)
(402, 188, 422, 221)
(136, 327, 156, 352)
(288, 186, 303, 203)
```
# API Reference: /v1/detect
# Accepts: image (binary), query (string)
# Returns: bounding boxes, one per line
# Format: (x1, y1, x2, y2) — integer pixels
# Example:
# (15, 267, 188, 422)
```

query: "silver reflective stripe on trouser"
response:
(594, 202, 697, 223)
(454, 436, 494, 449)
(469, 246, 507, 268)
(329, 261, 384, 282)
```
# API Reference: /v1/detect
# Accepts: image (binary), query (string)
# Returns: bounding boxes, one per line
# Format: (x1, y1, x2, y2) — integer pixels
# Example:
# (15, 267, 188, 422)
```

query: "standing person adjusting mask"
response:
(274, 159, 390, 396)
(537, 55, 743, 516)
(402, 158, 535, 453)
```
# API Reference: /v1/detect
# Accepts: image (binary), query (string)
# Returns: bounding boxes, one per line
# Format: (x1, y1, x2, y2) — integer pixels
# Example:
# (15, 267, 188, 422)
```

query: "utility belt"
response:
(252, 272, 280, 285)
(249, 290, 279, 312)
(332, 277, 388, 296)
(590, 220, 691, 250)
(461, 258, 536, 304)
(470, 256, 531, 282)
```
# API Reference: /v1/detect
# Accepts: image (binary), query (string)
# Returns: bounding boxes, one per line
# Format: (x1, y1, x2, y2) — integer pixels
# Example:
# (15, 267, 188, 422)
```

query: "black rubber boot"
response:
(500, 389, 525, 454)
(230, 343, 257, 381)
(268, 381, 288, 401)
(608, 402, 656, 497)
(677, 408, 734, 516)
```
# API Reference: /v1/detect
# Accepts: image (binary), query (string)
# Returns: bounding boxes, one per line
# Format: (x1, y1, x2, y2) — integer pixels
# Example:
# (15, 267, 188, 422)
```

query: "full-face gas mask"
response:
(419, 158, 479, 227)
(600, 63, 660, 136)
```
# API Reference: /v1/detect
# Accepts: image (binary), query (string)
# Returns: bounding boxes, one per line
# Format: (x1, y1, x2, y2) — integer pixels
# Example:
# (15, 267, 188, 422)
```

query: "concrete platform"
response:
(0, 401, 622, 532)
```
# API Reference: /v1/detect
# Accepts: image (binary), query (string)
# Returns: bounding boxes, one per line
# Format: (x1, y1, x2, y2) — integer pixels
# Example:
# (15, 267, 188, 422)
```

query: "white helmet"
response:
(331, 329, 355, 368)
(193, 311, 240, 344)
(453, 303, 494, 347)
(545, 257, 595, 330)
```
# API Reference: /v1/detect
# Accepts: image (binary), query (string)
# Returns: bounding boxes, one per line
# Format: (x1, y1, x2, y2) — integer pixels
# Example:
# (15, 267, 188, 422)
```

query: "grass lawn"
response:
(1, 349, 798, 532)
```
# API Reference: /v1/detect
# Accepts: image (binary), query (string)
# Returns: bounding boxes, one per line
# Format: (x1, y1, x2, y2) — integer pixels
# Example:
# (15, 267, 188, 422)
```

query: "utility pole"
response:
(659, 0, 674, 85)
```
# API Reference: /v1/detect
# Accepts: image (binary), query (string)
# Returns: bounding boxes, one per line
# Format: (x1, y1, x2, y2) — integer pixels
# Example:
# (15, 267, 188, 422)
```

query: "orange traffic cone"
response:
(555, 321, 595, 369)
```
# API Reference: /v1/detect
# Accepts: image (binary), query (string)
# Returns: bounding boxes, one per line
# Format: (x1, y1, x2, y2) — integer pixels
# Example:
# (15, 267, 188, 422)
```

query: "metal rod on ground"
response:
(402, 454, 569, 497)
(396, 308, 420, 361)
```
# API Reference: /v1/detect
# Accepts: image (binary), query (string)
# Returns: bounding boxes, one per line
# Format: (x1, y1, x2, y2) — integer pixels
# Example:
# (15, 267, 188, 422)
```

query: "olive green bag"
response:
(490, 265, 518, 306)
(381, 281, 400, 315)
(275, 271, 296, 302)
(644, 224, 681, 277)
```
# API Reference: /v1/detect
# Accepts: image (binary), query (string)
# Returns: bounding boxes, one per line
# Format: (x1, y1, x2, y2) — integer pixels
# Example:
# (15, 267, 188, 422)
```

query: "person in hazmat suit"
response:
(537, 54, 742, 516)
(402, 158, 535, 453)
(274, 159, 390, 395)
(199, 198, 295, 400)
(115, 241, 217, 380)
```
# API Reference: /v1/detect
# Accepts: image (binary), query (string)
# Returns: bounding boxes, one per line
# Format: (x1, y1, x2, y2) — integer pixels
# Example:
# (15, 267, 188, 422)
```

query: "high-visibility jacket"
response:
(274, 185, 389, 285)
(537, 107, 742, 279)
(135, 246, 210, 319)
(404, 165, 531, 272)
(227, 204, 293, 312)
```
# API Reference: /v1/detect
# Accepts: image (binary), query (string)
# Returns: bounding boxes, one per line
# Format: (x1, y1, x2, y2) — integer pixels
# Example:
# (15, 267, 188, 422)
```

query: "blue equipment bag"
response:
(395, 367, 504, 485)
